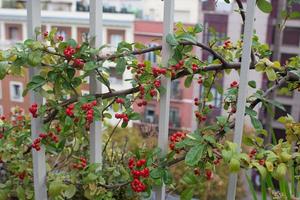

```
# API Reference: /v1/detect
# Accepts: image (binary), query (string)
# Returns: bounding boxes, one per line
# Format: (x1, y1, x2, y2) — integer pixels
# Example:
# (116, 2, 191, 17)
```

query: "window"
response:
(5, 24, 22, 41)
(82, 90, 89, 96)
(10, 82, 23, 102)
(282, 27, 300, 46)
(77, 27, 89, 43)
(169, 107, 180, 128)
(52, 26, 71, 40)
(109, 67, 122, 84)
(200, 86, 222, 108)
(170, 79, 182, 99)
(144, 106, 156, 123)
(107, 29, 125, 49)
(110, 34, 123, 47)
(280, 53, 298, 65)
(145, 43, 158, 63)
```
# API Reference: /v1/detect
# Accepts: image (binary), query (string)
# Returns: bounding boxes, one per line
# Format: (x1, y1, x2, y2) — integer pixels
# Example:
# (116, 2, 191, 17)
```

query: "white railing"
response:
(26, 0, 256, 199)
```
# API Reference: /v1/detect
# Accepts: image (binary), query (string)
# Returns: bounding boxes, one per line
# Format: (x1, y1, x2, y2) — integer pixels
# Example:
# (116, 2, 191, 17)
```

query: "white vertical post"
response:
(227, 1, 256, 199)
(156, 0, 174, 199)
(89, 0, 103, 164)
(27, 1, 48, 199)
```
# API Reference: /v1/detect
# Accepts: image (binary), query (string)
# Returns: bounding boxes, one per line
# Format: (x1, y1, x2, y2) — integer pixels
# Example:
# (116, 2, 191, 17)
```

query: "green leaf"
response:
(116, 58, 126, 75)
(49, 181, 67, 197)
(84, 61, 97, 71)
(265, 67, 277, 81)
(257, 0, 273, 13)
(16, 186, 25, 200)
(180, 187, 194, 200)
(112, 103, 119, 112)
(185, 145, 204, 166)
(28, 51, 42, 66)
(166, 33, 179, 46)
(129, 112, 140, 120)
(250, 116, 263, 130)
(184, 75, 193, 88)
(194, 24, 203, 33)
(177, 33, 197, 43)
(66, 68, 76, 80)
(248, 80, 257, 88)
(229, 158, 240, 172)
(64, 185, 76, 199)
(0, 61, 8, 80)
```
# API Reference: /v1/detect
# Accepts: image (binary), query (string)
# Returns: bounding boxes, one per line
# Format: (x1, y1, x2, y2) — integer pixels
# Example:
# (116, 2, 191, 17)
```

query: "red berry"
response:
(150, 89, 157, 97)
(250, 149, 257, 155)
(205, 170, 213, 180)
(57, 35, 64, 41)
(230, 81, 239, 88)
(194, 168, 200, 176)
(154, 80, 161, 88)
(116, 98, 125, 104)
(43, 31, 48, 37)
(259, 159, 265, 166)
(73, 58, 84, 69)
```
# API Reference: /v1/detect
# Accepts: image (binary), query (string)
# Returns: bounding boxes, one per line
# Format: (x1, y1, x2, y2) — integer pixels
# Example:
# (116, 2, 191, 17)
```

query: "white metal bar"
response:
(227, 1, 256, 199)
(27, 1, 48, 199)
(89, 0, 103, 164)
(156, 0, 174, 199)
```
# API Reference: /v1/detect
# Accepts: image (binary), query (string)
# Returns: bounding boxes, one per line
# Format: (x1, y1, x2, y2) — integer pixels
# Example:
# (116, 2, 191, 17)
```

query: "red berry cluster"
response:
(137, 85, 147, 106)
(197, 75, 203, 84)
(171, 60, 184, 71)
(115, 113, 129, 123)
(230, 81, 239, 88)
(137, 100, 147, 107)
(194, 98, 200, 106)
(169, 132, 187, 152)
(29, 103, 38, 118)
(223, 40, 232, 49)
(63, 46, 76, 60)
(0, 115, 5, 120)
(135, 63, 146, 76)
(72, 157, 87, 169)
(128, 158, 149, 193)
(152, 67, 167, 77)
(194, 111, 207, 122)
(66, 104, 75, 117)
(0, 133, 4, 139)
(248, 149, 257, 159)
(32, 132, 59, 151)
(73, 58, 84, 70)
(192, 64, 199, 72)
(116, 98, 125, 104)
(81, 100, 97, 125)
(213, 158, 221, 165)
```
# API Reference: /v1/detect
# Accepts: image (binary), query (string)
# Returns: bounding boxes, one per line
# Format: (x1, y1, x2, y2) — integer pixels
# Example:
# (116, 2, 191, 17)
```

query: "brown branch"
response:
(97, 41, 227, 65)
